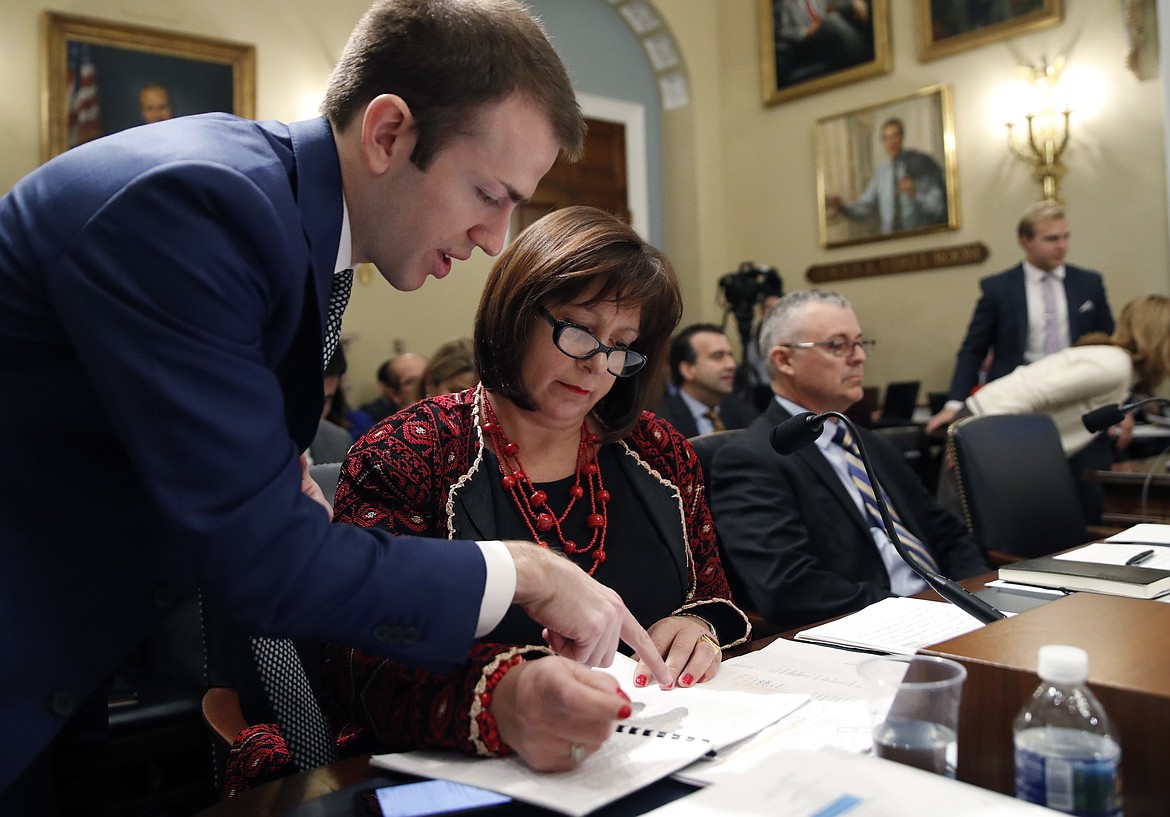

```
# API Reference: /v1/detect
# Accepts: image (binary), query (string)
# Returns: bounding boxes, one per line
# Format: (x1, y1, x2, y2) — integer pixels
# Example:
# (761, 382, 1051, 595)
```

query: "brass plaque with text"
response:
(806, 242, 988, 283)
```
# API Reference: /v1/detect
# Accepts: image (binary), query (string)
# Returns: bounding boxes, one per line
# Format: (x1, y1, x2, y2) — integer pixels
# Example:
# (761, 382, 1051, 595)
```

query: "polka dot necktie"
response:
(244, 268, 353, 771)
(322, 268, 353, 368)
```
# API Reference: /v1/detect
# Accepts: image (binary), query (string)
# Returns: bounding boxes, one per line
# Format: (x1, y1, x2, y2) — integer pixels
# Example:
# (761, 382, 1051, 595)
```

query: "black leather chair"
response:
(688, 429, 745, 486)
(947, 414, 1088, 562)
(107, 595, 217, 812)
(686, 429, 780, 636)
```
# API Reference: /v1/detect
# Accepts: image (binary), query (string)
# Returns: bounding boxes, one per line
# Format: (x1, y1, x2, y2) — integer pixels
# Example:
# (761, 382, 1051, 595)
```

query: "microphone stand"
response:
(816, 411, 1005, 624)
(1082, 396, 1170, 433)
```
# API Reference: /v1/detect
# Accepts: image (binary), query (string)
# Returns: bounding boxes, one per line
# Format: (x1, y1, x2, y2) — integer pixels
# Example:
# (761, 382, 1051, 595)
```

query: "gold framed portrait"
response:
(41, 11, 255, 162)
(758, 0, 892, 107)
(816, 84, 960, 249)
(915, 0, 1063, 62)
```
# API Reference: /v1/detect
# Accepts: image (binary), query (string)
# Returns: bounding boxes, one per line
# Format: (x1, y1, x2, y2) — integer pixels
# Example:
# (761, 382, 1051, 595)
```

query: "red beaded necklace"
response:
(480, 395, 609, 575)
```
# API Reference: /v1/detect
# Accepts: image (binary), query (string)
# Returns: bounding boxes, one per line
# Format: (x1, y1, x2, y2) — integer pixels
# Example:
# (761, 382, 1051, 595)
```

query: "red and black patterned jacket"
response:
(323, 386, 750, 757)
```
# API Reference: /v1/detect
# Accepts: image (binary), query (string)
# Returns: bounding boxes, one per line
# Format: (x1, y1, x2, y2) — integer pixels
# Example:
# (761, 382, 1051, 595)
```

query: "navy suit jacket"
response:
(945, 263, 1114, 401)
(709, 401, 987, 628)
(653, 390, 759, 439)
(0, 114, 485, 789)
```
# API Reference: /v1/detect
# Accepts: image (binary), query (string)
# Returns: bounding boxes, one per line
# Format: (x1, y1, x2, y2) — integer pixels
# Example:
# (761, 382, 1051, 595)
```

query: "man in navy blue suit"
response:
(0, 1, 669, 809)
(926, 201, 1114, 434)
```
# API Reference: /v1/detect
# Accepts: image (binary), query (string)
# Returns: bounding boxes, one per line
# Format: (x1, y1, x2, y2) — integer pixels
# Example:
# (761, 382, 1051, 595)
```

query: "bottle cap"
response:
(1037, 645, 1088, 683)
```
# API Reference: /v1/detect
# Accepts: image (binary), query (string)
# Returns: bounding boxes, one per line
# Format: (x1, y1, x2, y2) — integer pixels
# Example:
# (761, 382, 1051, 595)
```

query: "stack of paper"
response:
(794, 596, 986, 654)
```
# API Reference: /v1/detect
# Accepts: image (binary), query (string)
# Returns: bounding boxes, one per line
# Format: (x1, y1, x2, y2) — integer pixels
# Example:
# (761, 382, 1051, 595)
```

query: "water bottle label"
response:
(1015, 747, 1122, 816)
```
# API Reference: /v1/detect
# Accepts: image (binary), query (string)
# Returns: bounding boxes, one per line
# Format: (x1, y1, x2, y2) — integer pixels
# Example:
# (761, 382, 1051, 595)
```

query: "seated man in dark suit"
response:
(655, 323, 759, 437)
(709, 290, 987, 628)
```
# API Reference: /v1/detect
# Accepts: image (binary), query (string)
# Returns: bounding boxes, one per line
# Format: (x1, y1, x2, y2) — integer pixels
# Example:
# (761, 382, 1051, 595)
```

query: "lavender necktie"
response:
(1041, 272, 1063, 355)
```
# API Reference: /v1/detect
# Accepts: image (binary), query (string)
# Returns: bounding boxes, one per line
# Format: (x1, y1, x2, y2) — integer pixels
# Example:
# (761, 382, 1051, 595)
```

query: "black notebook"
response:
(999, 556, 1170, 599)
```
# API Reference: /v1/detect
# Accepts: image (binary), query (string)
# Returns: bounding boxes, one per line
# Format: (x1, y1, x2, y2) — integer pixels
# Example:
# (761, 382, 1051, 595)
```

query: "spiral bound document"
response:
(372, 654, 808, 816)
(372, 724, 712, 816)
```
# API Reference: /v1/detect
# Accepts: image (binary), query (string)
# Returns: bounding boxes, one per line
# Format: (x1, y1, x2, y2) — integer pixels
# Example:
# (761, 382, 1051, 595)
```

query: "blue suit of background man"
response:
(944, 263, 1115, 402)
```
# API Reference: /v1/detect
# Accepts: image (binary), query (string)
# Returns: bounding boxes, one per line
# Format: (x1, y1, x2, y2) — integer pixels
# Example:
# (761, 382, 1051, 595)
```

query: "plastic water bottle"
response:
(1013, 645, 1122, 816)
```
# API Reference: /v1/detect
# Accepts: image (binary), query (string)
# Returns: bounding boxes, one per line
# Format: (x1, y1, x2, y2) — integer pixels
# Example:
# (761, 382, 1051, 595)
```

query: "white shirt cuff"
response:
(474, 539, 516, 637)
(944, 400, 964, 412)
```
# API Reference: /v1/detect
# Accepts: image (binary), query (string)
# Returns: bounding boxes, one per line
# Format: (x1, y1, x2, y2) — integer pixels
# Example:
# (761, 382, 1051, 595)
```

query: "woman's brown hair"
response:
(474, 206, 682, 441)
(1077, 294, 1170, 392)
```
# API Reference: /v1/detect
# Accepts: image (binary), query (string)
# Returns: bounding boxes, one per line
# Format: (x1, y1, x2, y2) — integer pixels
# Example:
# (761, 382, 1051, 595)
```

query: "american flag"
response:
(67, 42, 102, 148)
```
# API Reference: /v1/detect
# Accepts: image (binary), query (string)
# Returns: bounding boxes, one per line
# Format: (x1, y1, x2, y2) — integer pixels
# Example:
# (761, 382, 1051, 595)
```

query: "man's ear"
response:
(678, 360, 696, 384)
(360, 94, 416, 175)
(769, 345, 793, 377)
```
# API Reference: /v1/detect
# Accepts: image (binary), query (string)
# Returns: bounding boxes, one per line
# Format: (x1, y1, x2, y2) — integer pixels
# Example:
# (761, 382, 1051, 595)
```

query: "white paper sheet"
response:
(597, 652, 808, 750)
(1103, 522, 1170, 544)
(644, 749, 1058, 816)
(794, 597, 985, 655)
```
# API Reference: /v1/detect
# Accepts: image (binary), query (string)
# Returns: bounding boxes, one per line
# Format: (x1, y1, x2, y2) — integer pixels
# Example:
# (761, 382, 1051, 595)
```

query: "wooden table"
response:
(923, 591, 1170, 817)
(1087, 456, 1170, 527)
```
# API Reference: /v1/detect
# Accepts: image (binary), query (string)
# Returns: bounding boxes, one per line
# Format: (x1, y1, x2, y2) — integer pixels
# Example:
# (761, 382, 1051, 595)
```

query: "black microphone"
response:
(772, 411, 1006, 624)
(769, 411, 829, 454)
(1083, 397, 1170, 433)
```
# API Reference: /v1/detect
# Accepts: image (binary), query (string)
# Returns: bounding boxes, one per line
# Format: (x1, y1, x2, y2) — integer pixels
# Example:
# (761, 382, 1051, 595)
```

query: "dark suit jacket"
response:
(945, 263, 1114, 401)
(0, 114, 485, 789)
(709, 402, 988, 628)
(654, 390, 759, 439)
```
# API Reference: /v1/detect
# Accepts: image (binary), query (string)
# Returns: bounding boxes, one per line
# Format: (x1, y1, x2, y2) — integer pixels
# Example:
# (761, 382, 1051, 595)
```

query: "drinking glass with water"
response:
(858, 654, 967, 777)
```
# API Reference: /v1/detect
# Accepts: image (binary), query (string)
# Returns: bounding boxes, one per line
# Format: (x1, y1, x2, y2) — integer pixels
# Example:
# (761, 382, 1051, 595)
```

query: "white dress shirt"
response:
(1022, 261, 1070, 364)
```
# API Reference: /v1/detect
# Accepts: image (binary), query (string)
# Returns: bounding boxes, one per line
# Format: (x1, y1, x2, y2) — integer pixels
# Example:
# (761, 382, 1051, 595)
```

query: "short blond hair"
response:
(1018, 201, 1065, 238)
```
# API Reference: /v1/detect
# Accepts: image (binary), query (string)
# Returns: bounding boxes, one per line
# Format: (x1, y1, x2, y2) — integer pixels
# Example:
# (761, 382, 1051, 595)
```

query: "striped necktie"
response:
(704, 408, 727, 433)
(832, 424, 940, 574)
(323, 268, 354, 368)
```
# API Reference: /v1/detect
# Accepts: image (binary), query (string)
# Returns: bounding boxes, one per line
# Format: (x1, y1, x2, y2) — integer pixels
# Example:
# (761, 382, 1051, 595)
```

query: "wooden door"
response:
(513, 118, 629, 234)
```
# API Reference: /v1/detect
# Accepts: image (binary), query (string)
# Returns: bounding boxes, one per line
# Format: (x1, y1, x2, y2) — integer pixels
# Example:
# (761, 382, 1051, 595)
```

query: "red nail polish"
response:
(635, 674, 647, 687)
(616, 688, 630, 701)
(681, 673, 694, 686)
(618, 704, 631, 719)
(699, 674, 707, 683)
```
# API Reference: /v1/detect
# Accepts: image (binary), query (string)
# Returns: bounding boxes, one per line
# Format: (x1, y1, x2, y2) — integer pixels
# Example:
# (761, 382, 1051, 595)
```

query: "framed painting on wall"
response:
(41, 11, 255, 162)
(915, 0, 1063, 62)
(816, 84, 959, 249)
(758, 0, 892, 107)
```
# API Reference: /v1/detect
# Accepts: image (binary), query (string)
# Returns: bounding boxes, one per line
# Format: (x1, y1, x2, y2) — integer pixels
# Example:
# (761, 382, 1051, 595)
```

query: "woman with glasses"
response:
(321, 206, 749, 772)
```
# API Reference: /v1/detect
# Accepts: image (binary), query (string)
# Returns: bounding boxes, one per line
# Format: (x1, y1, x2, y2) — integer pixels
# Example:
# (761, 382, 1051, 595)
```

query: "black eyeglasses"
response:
(539, 307, 646, 377)
(780, 338, 876, 358)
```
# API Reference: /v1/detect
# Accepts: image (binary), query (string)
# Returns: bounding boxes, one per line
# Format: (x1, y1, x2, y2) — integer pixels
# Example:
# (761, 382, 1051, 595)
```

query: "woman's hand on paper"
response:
(505, 541, 673, 688)
(490, 655, 632, 771)
(632, 616, 721, 689)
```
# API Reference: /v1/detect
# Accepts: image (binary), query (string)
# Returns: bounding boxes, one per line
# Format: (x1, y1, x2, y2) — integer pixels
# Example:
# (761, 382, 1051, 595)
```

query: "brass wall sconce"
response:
(1005, 58, 1071, 203)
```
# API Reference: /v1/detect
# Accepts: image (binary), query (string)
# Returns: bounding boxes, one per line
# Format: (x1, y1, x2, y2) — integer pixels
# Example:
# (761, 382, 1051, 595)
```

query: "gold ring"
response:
(570, 743, 586, 764)
(699, 633, 720, 652)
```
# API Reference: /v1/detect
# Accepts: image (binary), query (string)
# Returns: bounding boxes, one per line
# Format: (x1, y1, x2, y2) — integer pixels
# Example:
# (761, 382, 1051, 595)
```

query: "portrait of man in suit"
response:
(818, 85, 957, 247)
(759, 0, 891, 106)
